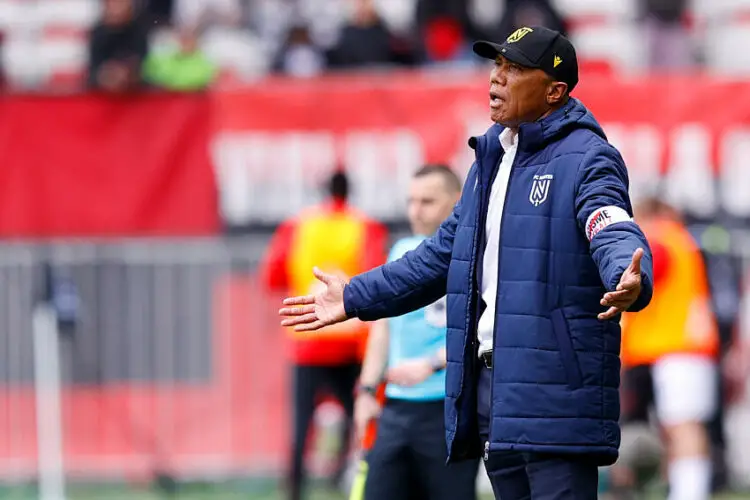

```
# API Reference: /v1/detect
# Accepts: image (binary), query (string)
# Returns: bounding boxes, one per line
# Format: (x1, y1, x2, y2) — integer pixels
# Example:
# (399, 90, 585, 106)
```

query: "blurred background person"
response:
(260, 170, 388, 500)
(497, 0, 567, 39)
(696, 221, 745, 492)
(617, 197, 720, 500)
(354, 164, 479, 500)
(273, 24, 327, 78)
(88, 0, 148, 93)
(328, 0, 415, 69)
(143, 25, 217, 91)
(639, 0, 694, 70)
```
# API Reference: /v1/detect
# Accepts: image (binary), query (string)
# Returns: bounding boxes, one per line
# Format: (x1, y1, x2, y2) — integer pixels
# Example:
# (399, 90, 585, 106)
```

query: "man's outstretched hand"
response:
(279, 267, 348, 331)
(598, 248, 644, 321)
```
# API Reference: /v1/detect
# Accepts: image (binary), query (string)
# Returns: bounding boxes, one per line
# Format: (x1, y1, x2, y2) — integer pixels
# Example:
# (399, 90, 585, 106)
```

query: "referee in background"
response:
(352, 165, 479, 500)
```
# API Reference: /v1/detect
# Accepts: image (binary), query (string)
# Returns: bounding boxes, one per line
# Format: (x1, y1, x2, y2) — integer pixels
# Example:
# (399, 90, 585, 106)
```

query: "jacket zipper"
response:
(453, 139, 484, 461)
(485, 142, 518, 457)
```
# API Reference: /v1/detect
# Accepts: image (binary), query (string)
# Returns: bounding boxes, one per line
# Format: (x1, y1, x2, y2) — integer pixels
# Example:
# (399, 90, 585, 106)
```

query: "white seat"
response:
(199, 28, 270, 79)
(173, 0, 241, 28)
(36, 0, 100, 29)
(1, 35, 47, 88)
(569, 22, 648, 74)
(374, 0, 417, 34)
(691, 0, 750, 22)
(0, 0, 20, 31)
(39, 36, 88, 72)
(704, 24, 750, 75)
(552, 0, 637, 20)
(0, 1, 41, 33)
(296, 0, 348, 48)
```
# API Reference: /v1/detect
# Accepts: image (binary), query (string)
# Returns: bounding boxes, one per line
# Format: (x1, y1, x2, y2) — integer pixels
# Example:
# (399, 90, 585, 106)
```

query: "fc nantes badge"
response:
(506, 27, 533, 43)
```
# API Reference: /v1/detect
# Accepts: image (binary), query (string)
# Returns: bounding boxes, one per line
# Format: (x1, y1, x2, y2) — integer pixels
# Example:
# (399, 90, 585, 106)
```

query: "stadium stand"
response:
(0, 0, 749, 91)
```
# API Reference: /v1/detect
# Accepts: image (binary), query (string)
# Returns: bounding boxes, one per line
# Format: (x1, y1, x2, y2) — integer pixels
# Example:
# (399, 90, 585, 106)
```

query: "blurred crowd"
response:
(1, 0, 749, 93)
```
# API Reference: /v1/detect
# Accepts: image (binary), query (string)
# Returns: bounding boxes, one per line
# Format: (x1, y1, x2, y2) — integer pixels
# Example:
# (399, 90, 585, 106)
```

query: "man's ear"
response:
(547, 82, 568, 105)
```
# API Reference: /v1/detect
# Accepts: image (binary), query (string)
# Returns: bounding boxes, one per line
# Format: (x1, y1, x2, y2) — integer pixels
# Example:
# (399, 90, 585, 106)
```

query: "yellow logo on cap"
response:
(553, 55, 562, 68)
(506, 27, 533, 43)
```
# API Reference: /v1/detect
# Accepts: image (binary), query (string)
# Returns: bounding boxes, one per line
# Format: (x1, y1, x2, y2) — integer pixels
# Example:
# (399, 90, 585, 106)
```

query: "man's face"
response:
(407, 174, 459, 236)
(103, 0, 134, 26)
(489, 55, 554, 127)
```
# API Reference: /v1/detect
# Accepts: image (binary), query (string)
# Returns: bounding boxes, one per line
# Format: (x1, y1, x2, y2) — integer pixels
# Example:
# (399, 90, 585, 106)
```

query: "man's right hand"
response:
(354, 392, 381, 441)
(279, 267, 348, 331)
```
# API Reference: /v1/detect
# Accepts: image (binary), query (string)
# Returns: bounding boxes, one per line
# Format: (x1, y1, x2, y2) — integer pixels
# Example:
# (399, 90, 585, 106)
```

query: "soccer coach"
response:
(281, 26, 654, 499)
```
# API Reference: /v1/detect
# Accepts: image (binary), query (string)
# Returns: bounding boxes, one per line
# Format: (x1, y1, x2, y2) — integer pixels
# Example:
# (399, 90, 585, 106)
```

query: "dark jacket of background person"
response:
(88, 0, 149, 92)
(327, 0, 397, 68)
(498, 0, 567, 39)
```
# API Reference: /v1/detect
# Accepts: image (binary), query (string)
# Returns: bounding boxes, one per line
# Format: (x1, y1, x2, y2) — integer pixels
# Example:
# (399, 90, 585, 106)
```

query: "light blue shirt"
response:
(385, 235, 447, 401)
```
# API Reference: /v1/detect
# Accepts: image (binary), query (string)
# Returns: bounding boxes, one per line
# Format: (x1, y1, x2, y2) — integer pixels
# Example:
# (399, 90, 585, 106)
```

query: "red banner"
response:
(212, 72, 750, 225)
(0, 93, 219, 237)
(0, 75, 747, 236)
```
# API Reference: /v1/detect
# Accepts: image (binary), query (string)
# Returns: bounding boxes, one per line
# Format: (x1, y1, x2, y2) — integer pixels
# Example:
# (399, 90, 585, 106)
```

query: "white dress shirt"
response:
(477, 128, 517, 355)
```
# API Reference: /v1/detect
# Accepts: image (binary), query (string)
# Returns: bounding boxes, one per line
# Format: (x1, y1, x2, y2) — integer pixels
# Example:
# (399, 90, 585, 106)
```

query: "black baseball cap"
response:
(473, 26, 579, 92)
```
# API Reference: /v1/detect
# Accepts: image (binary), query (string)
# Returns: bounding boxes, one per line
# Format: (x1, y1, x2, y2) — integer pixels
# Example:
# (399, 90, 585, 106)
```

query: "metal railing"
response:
(0, 236, 748, 496)
(0, 238, 292, 489)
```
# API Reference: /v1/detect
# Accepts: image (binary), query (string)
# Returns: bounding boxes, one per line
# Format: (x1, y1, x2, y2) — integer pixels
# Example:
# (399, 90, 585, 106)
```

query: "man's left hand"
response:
(598, 248, 644, 321)
(387, 359, 434, 387)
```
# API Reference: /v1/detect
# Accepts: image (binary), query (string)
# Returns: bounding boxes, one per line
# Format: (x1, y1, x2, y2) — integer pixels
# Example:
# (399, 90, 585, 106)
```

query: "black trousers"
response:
(288, 363, 360, 500)
(478, 365, 599, 500)
(364, 399, 479, 500)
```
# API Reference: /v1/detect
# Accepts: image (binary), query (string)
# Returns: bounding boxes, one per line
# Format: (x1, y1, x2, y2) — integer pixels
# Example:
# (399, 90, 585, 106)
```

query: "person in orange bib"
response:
(260, 171, 388, 500)
(618, 197, 719, 500)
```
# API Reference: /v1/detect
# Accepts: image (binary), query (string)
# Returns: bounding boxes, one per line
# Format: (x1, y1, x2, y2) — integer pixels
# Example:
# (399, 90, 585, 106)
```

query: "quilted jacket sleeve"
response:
(575, 144, 653, 312)
(343, 201, 460, 322)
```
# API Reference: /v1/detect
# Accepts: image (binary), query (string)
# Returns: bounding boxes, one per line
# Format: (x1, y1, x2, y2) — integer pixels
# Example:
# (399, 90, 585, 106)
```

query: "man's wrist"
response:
(355, 381, 379, 397)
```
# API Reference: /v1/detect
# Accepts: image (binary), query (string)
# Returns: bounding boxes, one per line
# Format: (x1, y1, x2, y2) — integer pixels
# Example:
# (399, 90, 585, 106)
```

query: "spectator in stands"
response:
(273, 24, 327, 78)
(88, 0, 149, 93)
(143, 25, 217, 91)
(422, 16, 475, 66)
(260, 170, 388, 500)
(640, 0, 693, 70)
(498, 0, 567, 39)
(328, 0, 405, 68)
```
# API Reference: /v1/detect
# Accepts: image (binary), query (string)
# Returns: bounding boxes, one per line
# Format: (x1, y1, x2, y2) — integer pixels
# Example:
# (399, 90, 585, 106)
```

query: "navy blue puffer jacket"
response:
(343, 98, 653, 466)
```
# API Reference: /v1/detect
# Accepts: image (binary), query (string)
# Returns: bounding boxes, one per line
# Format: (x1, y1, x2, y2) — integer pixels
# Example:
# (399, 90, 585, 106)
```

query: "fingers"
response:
(294, 320, 327, 332)
(630, 247, 644, 275)
(312, 266, 333, 285)
(601, 290, 630, 303)
(601, 289, 637, 308)
(279, 304, 315, 317)
(598, 306, 621, 321)
(280, 312, 319, 327)
(282, 295, 315, 306)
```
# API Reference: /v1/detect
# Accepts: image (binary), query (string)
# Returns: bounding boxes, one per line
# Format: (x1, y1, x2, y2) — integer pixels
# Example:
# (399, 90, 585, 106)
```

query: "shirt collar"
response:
(498, 128, 517, 152)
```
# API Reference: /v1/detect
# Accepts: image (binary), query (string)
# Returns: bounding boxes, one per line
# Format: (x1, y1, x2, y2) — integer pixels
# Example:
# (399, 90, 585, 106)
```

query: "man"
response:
(260, 171, 387, 500)
(617, 197, 719, 500)
(142, 24, 217, 91)
(280, 26, 653, 499)
(88, 0, 148, 93)
(353, 165, 478, 500)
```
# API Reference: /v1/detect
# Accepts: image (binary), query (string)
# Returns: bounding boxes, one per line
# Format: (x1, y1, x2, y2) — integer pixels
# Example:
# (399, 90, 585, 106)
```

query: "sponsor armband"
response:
(585, 205, 632, 241)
